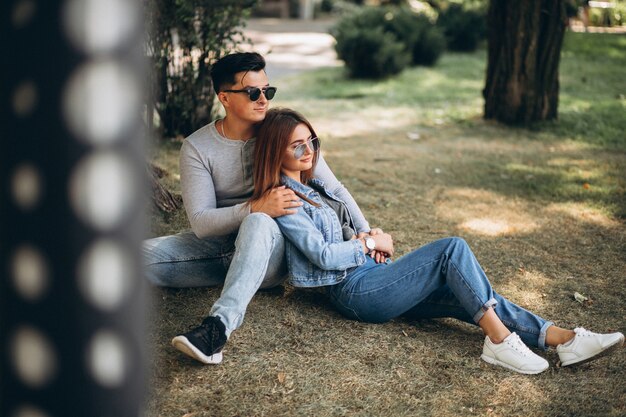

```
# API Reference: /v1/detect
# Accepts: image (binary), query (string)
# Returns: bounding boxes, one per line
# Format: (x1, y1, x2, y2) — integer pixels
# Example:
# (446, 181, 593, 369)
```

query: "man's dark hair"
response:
(211, 52, 266, 94)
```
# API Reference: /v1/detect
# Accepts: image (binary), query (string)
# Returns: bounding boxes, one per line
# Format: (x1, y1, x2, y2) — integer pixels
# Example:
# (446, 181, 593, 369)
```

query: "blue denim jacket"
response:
(275, 175, 367, 287)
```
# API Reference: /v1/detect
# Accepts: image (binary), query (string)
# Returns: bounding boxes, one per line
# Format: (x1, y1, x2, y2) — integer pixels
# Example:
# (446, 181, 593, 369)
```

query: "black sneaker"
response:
(171, 316, 227, 364)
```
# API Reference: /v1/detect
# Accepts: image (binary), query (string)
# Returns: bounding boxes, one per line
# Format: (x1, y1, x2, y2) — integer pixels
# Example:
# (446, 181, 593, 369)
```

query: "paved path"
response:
(240, 18, 625, 80)
(241, 18, 341, 79)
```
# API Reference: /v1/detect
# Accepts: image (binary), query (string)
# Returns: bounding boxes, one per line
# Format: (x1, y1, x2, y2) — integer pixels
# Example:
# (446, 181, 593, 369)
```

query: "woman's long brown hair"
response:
(251, 108, 319, 204)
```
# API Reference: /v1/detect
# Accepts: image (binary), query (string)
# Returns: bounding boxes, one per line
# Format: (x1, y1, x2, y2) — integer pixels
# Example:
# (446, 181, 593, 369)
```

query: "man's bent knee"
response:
(239, 212, 281, 237)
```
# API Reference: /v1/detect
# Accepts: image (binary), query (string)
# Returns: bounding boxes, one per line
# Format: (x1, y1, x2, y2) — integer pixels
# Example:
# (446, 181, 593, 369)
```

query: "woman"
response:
(251, 108, 624, 374)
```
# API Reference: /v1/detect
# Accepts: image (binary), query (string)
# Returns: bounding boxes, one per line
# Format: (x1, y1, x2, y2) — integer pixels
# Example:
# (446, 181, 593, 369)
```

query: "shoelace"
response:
(575, 327, 591, 337)
(197, 324, 220, 349)
(505, 333, 532, 357)
(185, 323, 218, 351)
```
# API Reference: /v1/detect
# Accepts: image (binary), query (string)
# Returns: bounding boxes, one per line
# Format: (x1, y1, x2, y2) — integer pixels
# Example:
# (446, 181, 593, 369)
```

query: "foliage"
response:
(385, 8, 446, 66)
(589, 3, 625, 26)
(436, 2, 487, 51)
(145, 0, 257, 138)
(332, 8, 410, 78)
(332, 6, 445, 79)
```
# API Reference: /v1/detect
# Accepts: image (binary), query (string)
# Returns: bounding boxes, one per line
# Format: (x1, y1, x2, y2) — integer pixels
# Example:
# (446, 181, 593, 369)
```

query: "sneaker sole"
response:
(171, 335, 223, 365)
(560, 336, 624, 367)
(481, 354, 549, 375)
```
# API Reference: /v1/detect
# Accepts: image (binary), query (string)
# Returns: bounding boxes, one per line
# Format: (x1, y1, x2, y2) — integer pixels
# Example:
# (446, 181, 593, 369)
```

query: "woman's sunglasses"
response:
(292, 137, 320, 159)
(222, 86, 277, 101)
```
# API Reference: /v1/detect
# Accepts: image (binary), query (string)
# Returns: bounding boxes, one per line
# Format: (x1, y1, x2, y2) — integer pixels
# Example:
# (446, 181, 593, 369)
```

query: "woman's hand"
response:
(371, 233, 394, 257)
(369, 228, 393, 262)
(358, 230, 394, 261)
(367, 228, 390, 263)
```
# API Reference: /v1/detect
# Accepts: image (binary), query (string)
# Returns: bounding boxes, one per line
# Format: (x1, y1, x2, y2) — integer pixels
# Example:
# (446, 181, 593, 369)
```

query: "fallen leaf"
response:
(277, 372, 286, 384)
(574, 292, 588, 304)
(583, 182, 591, 190)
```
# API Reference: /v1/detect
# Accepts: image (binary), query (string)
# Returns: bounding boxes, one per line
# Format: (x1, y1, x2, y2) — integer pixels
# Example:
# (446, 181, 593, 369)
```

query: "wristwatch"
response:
(364, 237, 376, 253)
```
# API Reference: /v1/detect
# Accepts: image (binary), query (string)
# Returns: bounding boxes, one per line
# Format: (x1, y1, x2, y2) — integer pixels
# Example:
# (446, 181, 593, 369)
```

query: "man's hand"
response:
(250, 186, 302, 218)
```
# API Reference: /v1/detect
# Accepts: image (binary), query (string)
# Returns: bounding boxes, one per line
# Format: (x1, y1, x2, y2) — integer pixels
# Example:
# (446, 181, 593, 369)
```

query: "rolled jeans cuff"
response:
(538, 321, 554, 351)
(472, 297, 498, 324)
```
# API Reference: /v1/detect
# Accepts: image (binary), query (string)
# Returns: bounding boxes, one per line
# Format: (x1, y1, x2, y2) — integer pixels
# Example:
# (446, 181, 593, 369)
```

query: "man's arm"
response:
(314, 154, 370, 233)
(180, 141, 249, 238)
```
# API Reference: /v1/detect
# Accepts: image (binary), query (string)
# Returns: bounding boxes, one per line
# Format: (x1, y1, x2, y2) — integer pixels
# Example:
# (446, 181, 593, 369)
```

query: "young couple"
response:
(144, 52, 623, 374)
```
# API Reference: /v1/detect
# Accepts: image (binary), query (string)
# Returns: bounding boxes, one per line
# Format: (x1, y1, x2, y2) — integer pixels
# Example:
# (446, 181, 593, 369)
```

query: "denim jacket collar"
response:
(281, 174, 330, 199)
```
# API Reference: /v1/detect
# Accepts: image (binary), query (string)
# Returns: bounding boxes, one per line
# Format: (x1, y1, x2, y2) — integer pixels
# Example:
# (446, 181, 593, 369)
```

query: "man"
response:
(143, 52, 375, 364)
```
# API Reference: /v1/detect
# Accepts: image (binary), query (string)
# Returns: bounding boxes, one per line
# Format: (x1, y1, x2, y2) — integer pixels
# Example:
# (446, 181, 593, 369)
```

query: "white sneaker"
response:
(481, 332, 549, 374)
(557, 327, 624, 367)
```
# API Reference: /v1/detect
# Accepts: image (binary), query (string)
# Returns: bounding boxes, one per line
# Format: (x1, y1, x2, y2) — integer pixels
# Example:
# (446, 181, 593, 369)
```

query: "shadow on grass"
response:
(538, 100, 626, 149)
(435, 135, 626, 219)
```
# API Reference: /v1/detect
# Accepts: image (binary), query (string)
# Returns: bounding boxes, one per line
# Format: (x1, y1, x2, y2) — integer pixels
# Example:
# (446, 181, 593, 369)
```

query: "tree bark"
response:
(483, 0, 568, 125)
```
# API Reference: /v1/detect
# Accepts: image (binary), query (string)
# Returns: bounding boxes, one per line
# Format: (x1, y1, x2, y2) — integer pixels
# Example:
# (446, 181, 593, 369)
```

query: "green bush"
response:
(333, 24, 410, 78)
(589, 4, 625, 26)
(383, 8, 446, 66)
(332, 7, 445, 79)
(437, 3, 486, 52)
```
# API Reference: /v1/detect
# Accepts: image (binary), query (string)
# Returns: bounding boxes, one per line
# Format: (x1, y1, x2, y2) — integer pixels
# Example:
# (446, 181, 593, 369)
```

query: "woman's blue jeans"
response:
(329, 237, 553, 349)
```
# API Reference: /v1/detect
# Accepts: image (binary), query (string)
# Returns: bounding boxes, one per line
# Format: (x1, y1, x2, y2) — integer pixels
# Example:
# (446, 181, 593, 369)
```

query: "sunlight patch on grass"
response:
(492, 377, 545, 410)
(545, 202, 622, 228)
(498, 268, 553, 310)
(433, 188, 540, 237)
(306, 106, 423, 139)
(460, 218, 519, 237)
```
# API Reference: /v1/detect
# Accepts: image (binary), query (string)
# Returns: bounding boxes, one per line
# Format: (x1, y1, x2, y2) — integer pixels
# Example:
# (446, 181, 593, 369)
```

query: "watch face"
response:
(366, 238, 375, 250)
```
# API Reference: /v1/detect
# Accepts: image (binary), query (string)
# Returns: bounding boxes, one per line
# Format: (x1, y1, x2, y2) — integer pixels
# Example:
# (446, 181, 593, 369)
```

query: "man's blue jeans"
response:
(329, 237, 553, 349)
(143, 213, 287, 337)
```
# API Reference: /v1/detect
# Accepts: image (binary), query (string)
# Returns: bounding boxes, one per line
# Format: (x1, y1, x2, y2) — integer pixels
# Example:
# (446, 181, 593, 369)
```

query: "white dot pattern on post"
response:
(68, 151, 136, 230)
(87, 330, 127, 387)
(11, 245, 49, 301)
(63, 0, 138, 54)
(77, 239, 133, 311)
(12, 0, 37, 28)
(12, 404, 50, 417)
(63, 60, 140, 145)
(12, 81, 38, 117)
(10, 326, 57, 388)
(11, 163, 42, 210)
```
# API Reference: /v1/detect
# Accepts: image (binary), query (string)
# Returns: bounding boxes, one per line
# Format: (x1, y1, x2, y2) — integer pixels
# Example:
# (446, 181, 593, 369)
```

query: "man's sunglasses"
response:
(292, 137, 320, 159)
(222, 86, 277, 101)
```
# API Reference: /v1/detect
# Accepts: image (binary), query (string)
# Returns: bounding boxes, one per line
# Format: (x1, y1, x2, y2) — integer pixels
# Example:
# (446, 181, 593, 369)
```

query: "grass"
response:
(146, 31, 626, 417)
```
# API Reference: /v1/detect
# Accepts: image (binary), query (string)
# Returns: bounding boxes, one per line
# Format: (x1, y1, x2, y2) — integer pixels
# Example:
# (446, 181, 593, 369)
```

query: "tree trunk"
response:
(483, 0, 568, 125)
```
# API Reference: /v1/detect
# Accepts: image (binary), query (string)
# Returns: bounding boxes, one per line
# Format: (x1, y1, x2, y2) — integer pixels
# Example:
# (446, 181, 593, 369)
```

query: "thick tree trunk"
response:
(483, 0, 568, 125)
